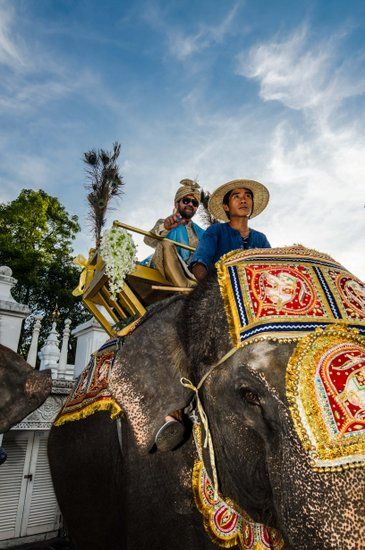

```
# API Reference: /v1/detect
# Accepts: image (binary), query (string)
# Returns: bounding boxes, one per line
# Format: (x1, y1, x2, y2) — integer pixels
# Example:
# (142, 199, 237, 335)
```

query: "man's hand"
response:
(163, 214, 186, 230)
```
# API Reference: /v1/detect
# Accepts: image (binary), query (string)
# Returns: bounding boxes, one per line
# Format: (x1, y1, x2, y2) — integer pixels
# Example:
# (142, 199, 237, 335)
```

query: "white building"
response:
(0, 267, 108, 548)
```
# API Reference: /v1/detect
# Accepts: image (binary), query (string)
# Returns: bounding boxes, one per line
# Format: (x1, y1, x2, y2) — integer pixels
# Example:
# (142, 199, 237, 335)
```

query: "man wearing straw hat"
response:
(190, 179, 270, 281)
(144, 179, 205, 288)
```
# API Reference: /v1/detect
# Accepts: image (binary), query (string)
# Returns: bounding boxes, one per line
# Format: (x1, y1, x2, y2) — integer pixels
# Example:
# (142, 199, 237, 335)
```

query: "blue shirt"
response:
(140, 220, 205, 266)
(189, 223, 271, 271)
(166, 221, 205, 262)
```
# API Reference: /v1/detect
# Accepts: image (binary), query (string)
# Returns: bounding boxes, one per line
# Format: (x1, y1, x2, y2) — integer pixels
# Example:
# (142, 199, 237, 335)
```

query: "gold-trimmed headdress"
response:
(216, 244, 365, 472)
(174, 178, 201, 203)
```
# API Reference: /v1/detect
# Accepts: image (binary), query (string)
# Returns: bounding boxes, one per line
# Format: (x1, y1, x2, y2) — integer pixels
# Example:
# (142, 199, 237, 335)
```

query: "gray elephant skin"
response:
(0, 344, 52, 434)
(48, 275, 364, 550)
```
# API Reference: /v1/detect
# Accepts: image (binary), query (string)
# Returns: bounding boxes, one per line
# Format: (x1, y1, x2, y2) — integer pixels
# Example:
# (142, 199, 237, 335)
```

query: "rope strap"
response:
(180, 346, 237, 497)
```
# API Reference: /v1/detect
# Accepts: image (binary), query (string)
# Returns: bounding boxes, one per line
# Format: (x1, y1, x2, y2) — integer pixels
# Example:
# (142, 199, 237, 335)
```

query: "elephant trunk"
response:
(25, 369, 52, 401)
(0, 344, 52, 433)
(273, 434, 365, 550)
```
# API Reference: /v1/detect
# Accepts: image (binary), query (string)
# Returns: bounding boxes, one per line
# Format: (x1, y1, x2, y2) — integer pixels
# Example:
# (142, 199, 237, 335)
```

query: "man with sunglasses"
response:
(144, 179, 205, 288)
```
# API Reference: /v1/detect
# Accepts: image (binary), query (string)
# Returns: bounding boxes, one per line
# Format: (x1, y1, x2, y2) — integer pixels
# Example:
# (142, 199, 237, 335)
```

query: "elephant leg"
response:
(49, 412, 220, 549)
(48, 412, 126, 550)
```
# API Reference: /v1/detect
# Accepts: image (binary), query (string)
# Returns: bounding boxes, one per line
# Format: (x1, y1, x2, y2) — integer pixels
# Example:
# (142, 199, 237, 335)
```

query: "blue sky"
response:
(0, 0, 364, 278)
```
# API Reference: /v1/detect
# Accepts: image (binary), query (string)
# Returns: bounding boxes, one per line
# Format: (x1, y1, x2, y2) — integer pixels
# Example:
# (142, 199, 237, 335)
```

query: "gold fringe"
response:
(216, 245, 338, 266)
(54, 398, 123, 427)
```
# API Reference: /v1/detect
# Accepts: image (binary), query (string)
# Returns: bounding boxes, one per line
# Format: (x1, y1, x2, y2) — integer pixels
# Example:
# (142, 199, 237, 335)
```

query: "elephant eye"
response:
(240, 387, 261, 406)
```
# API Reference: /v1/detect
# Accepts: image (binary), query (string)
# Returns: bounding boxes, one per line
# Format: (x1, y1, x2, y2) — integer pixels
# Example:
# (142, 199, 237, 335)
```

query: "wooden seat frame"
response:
(79, 221, 195, 336)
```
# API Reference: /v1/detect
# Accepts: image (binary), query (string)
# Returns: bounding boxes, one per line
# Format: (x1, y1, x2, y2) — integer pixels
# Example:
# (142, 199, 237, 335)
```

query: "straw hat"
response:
(208, 179, 269, 221)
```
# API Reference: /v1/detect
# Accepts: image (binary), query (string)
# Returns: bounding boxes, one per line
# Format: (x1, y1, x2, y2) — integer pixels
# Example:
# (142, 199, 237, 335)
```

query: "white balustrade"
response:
(27, 315, 43, 367)
(58, 318, 71, 376)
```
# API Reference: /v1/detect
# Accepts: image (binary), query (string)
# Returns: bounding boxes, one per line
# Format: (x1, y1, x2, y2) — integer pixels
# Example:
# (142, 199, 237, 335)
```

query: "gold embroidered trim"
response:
(216, 251, 241, 347)
(192, 457, 285, 549)
(286, 325, 365, 471)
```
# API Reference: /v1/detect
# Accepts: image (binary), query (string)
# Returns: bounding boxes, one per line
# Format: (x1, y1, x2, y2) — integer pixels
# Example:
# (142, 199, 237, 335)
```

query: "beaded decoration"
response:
(192, 424, 284, 549)
(286, 324, 365, 471)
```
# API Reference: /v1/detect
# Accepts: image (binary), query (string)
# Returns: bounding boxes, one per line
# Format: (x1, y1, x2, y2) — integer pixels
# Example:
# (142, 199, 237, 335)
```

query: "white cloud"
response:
(235, 25, 365, 279)
(0, 68, 97, 114)
(60, 20, 364, 284)
(0, 1, 25, 68)
(145, 2, 241, 61)
(1, 8, 363, 285)
(236, 25, 365, 115)
(0, 3, 102, 116)
(98, 70, 363, 279)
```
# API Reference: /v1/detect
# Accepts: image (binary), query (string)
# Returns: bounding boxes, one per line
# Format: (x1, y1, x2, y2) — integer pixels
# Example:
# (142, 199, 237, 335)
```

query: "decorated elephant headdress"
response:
(215, 244, 365, 473)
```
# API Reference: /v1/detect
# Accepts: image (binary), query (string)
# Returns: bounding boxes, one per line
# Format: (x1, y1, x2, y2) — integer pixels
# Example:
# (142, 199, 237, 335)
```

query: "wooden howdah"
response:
(78, 221, 195, 337)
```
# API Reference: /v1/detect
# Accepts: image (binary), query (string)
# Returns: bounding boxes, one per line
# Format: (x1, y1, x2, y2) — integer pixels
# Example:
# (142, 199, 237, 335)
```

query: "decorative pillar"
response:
(38, 322, 60, 379)
(0, 266, 30, 352)
(72, 318, 108, 377)
(58, 318, 71, 378)
(27, 315, 43, 367)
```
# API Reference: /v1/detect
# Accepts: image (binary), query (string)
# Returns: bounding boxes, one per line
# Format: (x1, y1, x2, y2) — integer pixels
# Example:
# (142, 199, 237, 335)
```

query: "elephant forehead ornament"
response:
(215, 245, 365, 472)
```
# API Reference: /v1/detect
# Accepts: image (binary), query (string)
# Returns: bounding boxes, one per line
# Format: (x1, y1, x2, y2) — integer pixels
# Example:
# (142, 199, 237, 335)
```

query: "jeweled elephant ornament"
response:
(48, 246, 365, 550)
(0, 344, 52, 433)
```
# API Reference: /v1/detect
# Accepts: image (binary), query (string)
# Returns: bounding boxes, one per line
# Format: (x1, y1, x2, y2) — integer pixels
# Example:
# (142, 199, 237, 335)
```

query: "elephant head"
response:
(110, 247, 365, 550)
(0, 344, 52, 433)
(181, 284, 364, 548)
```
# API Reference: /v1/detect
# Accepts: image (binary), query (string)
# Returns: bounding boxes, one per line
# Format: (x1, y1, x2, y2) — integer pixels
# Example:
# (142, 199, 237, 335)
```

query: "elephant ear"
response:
(109, 297, 193, 453)
(0, 344, 52, 433)
(177, 273, 232, 369)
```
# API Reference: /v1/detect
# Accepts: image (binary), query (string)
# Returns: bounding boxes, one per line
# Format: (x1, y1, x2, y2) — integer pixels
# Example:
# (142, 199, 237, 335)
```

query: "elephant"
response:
(48, 249, 365, 550)
(0, 344, 52, 434)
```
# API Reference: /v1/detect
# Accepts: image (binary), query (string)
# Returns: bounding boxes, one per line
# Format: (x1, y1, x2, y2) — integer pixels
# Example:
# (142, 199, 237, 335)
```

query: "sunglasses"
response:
(181, 197, 199, 208)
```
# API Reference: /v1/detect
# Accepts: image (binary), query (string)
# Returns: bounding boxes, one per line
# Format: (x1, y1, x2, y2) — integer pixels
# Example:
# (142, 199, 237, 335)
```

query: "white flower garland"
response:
(99, 226, 137, 300)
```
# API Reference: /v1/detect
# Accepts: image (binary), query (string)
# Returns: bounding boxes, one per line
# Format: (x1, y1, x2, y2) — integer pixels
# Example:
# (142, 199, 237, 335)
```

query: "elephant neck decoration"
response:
(191, 422, 285, 550)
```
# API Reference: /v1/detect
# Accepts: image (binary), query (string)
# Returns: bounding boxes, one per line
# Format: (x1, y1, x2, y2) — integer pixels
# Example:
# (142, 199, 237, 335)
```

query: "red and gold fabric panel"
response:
(216, 245, 365, 348)
(54, 338, 123, 426)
